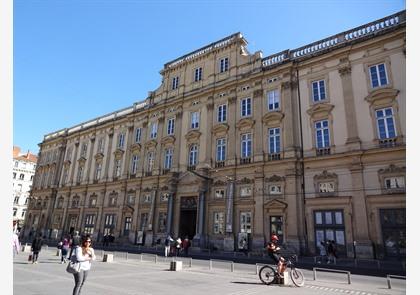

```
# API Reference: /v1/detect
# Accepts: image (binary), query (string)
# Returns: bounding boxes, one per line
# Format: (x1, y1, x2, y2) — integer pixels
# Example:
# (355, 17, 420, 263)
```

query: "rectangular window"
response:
(118, 133, 125, 148)
(84, 214, 95, 235)
(131, 155, 139, 175)
(315, 120, 330, 148)
(240, 186, 252, 197)
(77, 166, 83, 183)
(104, 214, 116, 235)
(267, 90, 280, 110)
(268, 128, 281, 154)
(241, 98, 252, 117)
(213, 212, 225, 234)
(191, 112, 200, 129)
(376, 107, 396, 139)
(215, 189, 225, 199)
(127, 195, 135, 204)
(269, 185, 282, 194)
(164, 149, 173, 170)
(135, 128, 142, 143)
(66, 147, 73, 161)
(150, 122, 158, 139)
(158, 212, 167, 233)
(240, 211, 252, 233)
(171, 76, 179, 90)
(217, 104, 227, 122)
(13, 172, 16, 179)
(312, 80, 326, 102)
(384, 176, 405, 189)
(124, 217, 132, 236)
(369, 63, 388, 88)
(319, 181, 335, 193)
(241, 133, 252, 158)
(194, 67, 202, 82)
(94, 163, 102, 180)
(63, 168, 69, 184)
(189, 145, 198, 166)
(114, 159, 121, 177)
(97, 138, 104, 153)
(147, 152, 154, 172)
(81, 143, 88, 158)
(167, 117, 175, 135)
(216, 138, 226, 162)
(220, 57, 229, 73)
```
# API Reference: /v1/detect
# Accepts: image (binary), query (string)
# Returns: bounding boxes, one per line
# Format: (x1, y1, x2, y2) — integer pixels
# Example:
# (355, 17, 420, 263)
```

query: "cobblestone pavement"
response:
(13, 249, 406, 295)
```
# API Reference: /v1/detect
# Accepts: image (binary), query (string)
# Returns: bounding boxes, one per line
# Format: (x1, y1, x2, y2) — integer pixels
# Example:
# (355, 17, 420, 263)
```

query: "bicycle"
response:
(258, 254, 305, 287)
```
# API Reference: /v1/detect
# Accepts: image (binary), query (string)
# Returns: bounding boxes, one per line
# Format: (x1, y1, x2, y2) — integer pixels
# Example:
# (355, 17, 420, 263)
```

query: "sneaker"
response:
(35, 261, 38, 264)
(61, 261, 64, 264)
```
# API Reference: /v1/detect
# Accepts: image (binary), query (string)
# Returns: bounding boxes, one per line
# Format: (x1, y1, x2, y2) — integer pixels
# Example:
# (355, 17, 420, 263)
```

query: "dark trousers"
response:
(32, 251, 39, 262)
(73, 270, 89, 295)
(68, 246, 76, 259)
(61, 248, 68, 262)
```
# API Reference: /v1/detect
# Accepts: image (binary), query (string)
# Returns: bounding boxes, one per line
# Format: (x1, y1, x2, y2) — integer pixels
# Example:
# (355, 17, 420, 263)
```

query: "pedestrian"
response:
(164, 235, 173, 257)
(182, 236, 191, 256)
(61, 237, 70, 264)
(68, 231, 81, 259)
(31, 233, 44, 264)
(71, 235, 96, 295)
(13, 232, 20, 257)
(102, 234, 109, 247)
(175, 237, 182, 257)
(331, 240, 338, 259)
(327, 240, 334, 264)
(318, 241, 327, 263)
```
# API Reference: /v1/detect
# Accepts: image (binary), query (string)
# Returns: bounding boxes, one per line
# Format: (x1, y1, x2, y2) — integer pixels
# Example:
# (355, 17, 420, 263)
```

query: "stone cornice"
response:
(236, 118, 255, 130)
(306, 103, 335, 118)
(161, 135, 176, 145)
(365, 88, 399, 105)
(185, 130, 202, 141)
(262, 111, 285, 124)
(212, 123, 229, 134)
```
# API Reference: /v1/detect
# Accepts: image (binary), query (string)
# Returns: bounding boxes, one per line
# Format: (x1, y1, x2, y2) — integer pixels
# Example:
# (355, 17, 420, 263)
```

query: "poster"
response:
(136, 231, 144, 244)
(237, 232, 248, 250)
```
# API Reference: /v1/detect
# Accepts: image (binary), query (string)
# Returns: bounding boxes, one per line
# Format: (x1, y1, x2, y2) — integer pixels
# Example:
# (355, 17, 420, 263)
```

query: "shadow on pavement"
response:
(231, 281, 263, 285)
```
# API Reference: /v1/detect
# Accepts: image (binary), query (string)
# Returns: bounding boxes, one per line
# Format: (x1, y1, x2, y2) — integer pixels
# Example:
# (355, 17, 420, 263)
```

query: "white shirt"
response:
(75, 246, 96, 271)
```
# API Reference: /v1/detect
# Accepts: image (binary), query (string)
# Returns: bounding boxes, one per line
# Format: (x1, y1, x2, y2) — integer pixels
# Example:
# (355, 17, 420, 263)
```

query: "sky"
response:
(13, 0, 406, 154)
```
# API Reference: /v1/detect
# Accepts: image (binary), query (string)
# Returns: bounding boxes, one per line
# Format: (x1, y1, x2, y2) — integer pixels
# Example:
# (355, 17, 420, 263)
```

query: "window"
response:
(160, 193, 169, 202)
(89, 196, 97, 207)
(114, 159, 121, 177)
(103, 214, 116, 235)
(220, 57, 229, 73)
(217, 104, 227, 122)
(118, 133, 125, 149)
(14, 161, 18, 167)
(13, 208, 17, 217)
(269, 185, 282, 195)
(109, 195, 117, 206)
(71, 197, 80, 208)
(268, 128, 281, 154)
(164, 148, 173, 170)
(127, 195, 135, 205)
(14, 196, 19, 204)
(19, 173, 25, 180)
(314, 210, 345, 252)
(315, 120, 330, 148)
(241, 98, 252, 117)
(140, 213, 148, 230)
(216, 138, 226, 162)
(17, 184, 23, 192)
(81, 143, 88, 158)
(376, 108, 396, 139)
(194, 67, 202, 82)
(384, 176, 405, 189)
(167, 118, 175, 135)
(158, 212, 167, 233)
(240, 212, 252, 233)
(369, 63, 388, 88)
(63, 168, 69, 184)
(143, 194, 151, 203)
(66, 147, 73, 161)
(97, 138, 104, 153)
(213, 212, 225, 234)
(76, 166, 83, 183)
(267, 90, 280, 110)
(241, 133, 252, 158)
(13, 172, 16, 179)
(94, 163, 102, 180)
(145, 152, 154, 173)
(191, 112, 200, 129)
(21, 209, 26, 218)
(30, 175, 34, 181)
(189, 145, 198, 166)
(131, 155, 139, 175)
(171, 76, 179, 90)
(84, 214, 95, 235)
(135, 128, 142, 143)
(312, 80, 326, 102)
(319, 182, 335, 193)
(215, 189, 225, 199)
(124, 216, 132, 236)
(240, 186, 252, 197)
(150, 122, 158, 139)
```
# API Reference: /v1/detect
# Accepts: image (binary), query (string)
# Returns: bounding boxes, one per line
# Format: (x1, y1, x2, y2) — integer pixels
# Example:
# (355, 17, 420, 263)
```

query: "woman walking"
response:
(60, 237, 70, 264)
(72, 235, 96, 295)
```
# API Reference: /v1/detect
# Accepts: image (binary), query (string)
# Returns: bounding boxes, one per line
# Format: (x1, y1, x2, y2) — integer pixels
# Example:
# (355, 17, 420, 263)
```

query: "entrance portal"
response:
(179, 197, 197, 240)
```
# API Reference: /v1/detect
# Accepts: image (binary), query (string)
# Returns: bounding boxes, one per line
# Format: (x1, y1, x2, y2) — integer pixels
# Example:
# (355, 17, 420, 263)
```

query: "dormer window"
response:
(194, 67, 202, 82)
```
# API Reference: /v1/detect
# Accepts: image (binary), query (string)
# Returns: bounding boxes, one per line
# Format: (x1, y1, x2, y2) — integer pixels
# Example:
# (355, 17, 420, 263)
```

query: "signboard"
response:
(136, 231, 144, 244)
(237, 232, 248, 250)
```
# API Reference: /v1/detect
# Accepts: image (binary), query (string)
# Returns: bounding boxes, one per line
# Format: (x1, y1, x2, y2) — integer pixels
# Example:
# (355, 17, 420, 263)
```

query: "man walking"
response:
(31, 233, 43, 264)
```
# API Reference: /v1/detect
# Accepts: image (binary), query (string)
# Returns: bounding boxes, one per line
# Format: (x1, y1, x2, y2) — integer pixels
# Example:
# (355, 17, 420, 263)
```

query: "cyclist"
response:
(266, 234, 286, 275)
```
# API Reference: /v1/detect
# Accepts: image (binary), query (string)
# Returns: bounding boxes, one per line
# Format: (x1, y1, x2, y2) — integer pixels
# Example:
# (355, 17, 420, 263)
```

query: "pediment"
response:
(313, 170, 338, 181)
(77, 157, 86, 164)
(176, 171, 202, 186)
(185, 130, 201, 141)
(266, 175, 285, 182)
(122, 205, 135, 213)
(94, 153, 104, 161)
(306, 103, 334, 119)
(214, 180, 227, 186)
(113, 149, 125, 158)
(262, 111, 285, 124)
(130, 143, 142, 152)
(238, 177, 254, 184)
(378, 164, 405, 175)
(212, 123, 229, 134)
(365, 88, 399, 105)
(145, 140, 158, 149)
(161, 135, 176, 145)
(236, 118, 255, 130)
(265, 199, 288, 209)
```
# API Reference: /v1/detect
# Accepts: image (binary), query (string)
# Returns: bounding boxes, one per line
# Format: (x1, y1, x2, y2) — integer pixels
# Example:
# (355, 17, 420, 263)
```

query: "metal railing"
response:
(313, 267, 351, 284)
(386, 274, 405, 289)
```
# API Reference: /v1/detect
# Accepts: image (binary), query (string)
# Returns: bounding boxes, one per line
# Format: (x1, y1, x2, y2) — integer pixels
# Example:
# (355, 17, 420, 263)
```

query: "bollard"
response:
(231, 262, 234, 272)
(354, 259, 358, 267)
(255, 264, 259, 275)
(209, 260, 212, 270)
(140, 254, 143, 262)
(126, 252, 128, 260)
(387, 276, 392, 289)
(189, 258, 192, 268)
(155, 255, 157, 264)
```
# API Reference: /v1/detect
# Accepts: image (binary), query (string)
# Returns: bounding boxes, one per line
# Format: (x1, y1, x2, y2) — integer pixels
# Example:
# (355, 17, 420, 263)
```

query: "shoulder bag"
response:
(66, 254, 81, 274)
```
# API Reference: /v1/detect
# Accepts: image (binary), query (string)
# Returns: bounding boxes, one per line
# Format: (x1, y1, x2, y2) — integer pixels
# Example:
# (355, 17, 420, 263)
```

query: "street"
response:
(13, 248, 405, 295)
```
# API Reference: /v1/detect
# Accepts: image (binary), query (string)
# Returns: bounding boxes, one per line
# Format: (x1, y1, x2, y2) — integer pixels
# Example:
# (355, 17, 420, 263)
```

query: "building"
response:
(23, 11, 405, 259)
(13, 146, 38, 232)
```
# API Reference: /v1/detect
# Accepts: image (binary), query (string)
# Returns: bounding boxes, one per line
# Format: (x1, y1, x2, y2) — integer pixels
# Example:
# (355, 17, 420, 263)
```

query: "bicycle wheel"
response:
(259, 265, 277, 285)
(290, 268, 305, 287)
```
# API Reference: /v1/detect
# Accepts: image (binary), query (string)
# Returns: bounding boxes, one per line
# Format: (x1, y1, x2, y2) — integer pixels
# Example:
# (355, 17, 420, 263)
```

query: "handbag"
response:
(66, 255, 81, 274)
(28, 254, 32, 261)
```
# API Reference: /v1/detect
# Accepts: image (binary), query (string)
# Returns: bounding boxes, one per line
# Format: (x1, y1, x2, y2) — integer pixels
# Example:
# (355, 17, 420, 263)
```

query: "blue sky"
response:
(13, 0, 405, 154)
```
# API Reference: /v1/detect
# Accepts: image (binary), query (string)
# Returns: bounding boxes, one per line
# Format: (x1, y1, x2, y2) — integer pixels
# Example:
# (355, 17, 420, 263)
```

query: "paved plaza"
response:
(14, 249, 405, 295)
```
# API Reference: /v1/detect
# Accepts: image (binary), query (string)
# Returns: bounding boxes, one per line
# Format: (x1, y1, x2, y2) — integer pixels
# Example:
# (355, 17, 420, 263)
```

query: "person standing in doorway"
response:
(31, 233, 43, 264)
(182, 236, 191, 256)
(72, 235, 96, 295)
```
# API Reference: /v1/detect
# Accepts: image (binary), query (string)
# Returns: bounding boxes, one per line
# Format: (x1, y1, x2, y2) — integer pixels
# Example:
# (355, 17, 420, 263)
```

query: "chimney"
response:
(13, 146, 21, 158)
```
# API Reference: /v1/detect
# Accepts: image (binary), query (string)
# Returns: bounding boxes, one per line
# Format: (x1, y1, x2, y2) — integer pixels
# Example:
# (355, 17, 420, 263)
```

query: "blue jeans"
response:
(73, 270, 89, 295)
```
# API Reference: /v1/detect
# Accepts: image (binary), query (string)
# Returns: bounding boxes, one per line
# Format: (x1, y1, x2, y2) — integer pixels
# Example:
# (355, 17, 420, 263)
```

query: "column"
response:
(172, 111, 183, 172)
(122, 125, 134, 178)
(154, 117, 165, 175)
(86, 136, 96, 183)
(69, 142, 80, 185)
(145, 189, 156, 246)
(165, 192, 175, 235)
(104, 129, 114, 181)
(253, 89, 264, 162)
(252, 168, 265, 250)
(193, 186, 207, 248)
(282, 81, 297, 157)
(227, 97, 236, 165)
(223, 178, 235, 251)
(339, 63, 361, 148)
(205, 101, 214, 164)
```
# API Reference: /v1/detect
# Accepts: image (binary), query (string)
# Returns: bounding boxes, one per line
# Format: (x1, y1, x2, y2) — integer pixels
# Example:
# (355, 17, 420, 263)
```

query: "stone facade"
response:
(23, 11, 405, 259)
